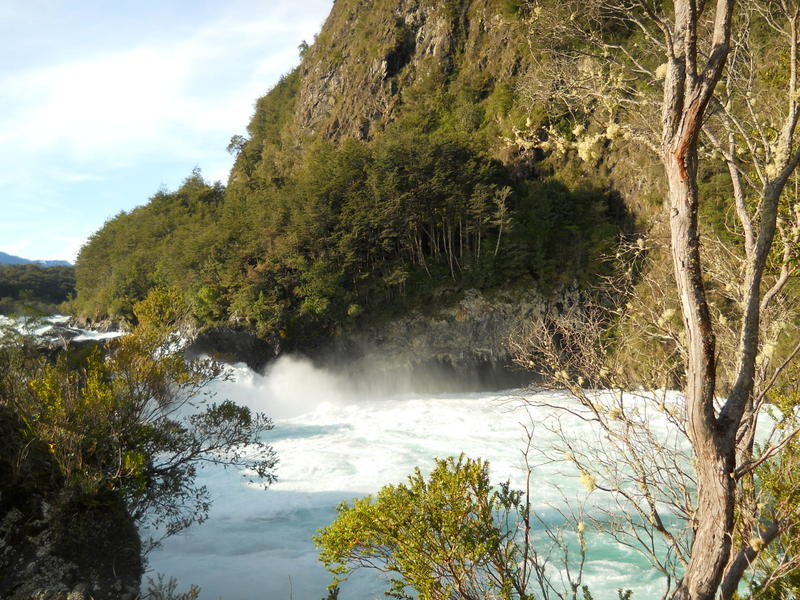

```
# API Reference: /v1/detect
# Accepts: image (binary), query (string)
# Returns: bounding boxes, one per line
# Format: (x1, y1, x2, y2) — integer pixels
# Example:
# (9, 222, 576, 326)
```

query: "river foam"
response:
(147, 356, 672, 600)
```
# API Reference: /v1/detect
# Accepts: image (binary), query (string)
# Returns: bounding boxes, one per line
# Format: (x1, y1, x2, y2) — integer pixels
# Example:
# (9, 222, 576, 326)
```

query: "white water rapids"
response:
(147, 356, 675, 600)
(0, 314, 125, 343)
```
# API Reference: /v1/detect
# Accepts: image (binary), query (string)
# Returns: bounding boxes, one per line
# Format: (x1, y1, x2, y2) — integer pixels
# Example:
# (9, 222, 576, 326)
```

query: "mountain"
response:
(0, 251, 72, 267)
(34, 259, 72, 267)
(0, 252, 29, 265)
(71, 0, 641, 359)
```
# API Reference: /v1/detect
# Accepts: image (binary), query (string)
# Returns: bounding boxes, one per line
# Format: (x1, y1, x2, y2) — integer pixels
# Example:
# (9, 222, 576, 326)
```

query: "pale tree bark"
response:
(660, 3, 736, 598)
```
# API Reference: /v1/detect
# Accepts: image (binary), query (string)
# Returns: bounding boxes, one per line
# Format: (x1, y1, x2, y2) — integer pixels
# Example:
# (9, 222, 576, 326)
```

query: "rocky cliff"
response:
(73, 0, 628, 381)
(207, 0, 590, 379)
(228, 0, 532, 190)
(316, 285, 581, 391)
(187, 285, 581, 391)
(293, 0, 526, 141)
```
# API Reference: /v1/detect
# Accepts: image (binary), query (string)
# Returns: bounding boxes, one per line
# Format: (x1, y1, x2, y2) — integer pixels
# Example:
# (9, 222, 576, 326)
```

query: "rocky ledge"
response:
(313, 286, 581, 392)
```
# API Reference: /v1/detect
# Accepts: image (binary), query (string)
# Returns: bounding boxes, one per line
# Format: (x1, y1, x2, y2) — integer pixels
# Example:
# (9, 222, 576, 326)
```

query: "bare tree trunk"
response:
(518, 0, 800, 596)
(459, 217, 464, 262)
(666, 153, 735, 600)
(446, 219, 458, 279)
(663, 3, 735, 597)
(417, 234, 432, 279)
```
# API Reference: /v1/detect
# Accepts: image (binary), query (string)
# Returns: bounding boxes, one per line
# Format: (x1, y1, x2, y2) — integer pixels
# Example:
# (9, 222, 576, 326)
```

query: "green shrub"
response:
(315, 455, 535, 599)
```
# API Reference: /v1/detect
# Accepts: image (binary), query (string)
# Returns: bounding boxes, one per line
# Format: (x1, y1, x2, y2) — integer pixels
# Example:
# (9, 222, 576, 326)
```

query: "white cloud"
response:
(0, 12, 323, 168)
(0, 1, 334, 261)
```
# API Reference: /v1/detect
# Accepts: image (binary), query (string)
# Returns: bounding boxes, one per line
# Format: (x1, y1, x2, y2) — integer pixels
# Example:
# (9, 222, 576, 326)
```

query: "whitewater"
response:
(146, 355, 673, 600)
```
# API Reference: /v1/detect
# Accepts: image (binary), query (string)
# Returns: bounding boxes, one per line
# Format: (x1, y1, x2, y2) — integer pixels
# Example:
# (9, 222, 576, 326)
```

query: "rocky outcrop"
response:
(296, 1, 449, 140)
(185, 326, 279, 371)
(71, 316, 125, 333)
(0, 499, 142, 600)
(292, 0, 527, 142)
(314, 285, 581, 392)
(179, 286, 580, 392)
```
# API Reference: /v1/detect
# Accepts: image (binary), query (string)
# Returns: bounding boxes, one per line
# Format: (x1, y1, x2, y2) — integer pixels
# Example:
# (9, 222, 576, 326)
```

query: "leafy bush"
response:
(0, 287, 277, 546)
(316, 455, 538, 599)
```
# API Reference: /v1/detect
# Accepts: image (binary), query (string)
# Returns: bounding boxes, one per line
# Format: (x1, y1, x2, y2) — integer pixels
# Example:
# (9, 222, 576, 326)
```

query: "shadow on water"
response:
(322, 355, 535, 396)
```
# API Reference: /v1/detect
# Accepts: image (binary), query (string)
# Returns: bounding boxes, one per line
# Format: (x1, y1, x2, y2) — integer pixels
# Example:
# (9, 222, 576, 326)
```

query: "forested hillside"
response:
(72, 0, 634, 347)
(0, 264, 75, 314)
(0, 251, 71, 267)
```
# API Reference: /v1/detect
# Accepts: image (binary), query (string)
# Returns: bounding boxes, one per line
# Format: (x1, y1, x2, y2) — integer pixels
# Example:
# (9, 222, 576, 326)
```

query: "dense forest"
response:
(73, 148, 621, 343)
(0, 264, 75, 315)
(71, 0, 629, 348)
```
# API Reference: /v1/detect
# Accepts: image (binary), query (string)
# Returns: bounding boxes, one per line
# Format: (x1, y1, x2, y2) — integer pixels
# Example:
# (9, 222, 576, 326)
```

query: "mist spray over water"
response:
(216, 355, 349, 419)
(148, 356, 669, 600)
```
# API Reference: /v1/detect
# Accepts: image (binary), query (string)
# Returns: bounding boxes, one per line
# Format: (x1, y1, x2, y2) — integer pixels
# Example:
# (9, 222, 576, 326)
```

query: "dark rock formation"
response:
(313, 286, 581, 392)
(71, 316, 125, 333)
(179, 286, 580, 392)
(185, 326, 279, 372)
(0, 407, 142, 600)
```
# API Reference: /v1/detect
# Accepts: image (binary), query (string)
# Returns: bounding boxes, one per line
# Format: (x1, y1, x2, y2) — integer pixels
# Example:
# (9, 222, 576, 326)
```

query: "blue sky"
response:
(0, 0, 334, 262)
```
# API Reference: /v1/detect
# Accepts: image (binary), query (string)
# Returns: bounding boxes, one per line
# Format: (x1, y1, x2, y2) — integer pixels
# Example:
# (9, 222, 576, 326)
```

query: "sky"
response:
(0, 0, 334, 262)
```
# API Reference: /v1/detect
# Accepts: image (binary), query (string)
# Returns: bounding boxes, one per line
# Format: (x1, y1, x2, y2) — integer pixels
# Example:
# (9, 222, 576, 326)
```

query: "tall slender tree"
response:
(516, 1, 800, 598)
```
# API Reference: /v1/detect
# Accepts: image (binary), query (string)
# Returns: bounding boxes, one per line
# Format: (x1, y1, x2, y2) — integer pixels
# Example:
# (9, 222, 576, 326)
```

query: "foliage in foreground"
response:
(315, 454, 593, 600)
(0, 287, 277, 547)
(142, 574, 201, 600)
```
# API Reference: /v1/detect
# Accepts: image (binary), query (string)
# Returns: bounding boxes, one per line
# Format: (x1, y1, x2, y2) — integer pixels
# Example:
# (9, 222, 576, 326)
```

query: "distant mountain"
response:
(0, 251, 72, 267)
(0, 252, 28, 265)
(34, 259, 73, 267)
